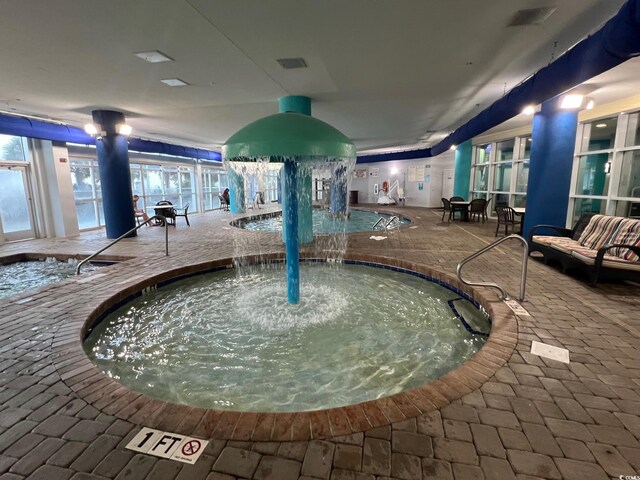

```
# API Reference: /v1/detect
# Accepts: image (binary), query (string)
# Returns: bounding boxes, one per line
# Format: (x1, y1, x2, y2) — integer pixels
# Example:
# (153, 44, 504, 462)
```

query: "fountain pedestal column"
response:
(330, 164, 348, 214)
(283, 159, 300, 304)
(229, 169, 245, 214)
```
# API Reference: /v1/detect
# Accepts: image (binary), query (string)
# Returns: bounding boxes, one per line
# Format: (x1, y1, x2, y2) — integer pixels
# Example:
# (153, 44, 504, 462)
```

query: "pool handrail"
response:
(456, 234, 528, 302)
(372, 217, 386, 231)
(372, 215, 401, 232)
(76, 215, 169, 275)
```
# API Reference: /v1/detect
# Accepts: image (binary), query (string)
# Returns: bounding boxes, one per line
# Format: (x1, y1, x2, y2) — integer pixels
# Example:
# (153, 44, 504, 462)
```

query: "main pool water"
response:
(85, 263, 490, 412)
(234, 209, 410, 233)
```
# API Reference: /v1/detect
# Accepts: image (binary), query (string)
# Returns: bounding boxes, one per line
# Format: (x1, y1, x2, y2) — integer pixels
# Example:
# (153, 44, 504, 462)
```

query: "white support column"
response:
(31, 140, 80, 238)
(195, 162, 204, 214)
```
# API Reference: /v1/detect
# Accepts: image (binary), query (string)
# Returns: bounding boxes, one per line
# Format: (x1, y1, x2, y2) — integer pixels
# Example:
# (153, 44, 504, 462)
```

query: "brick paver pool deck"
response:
(0, 205, 638, 480)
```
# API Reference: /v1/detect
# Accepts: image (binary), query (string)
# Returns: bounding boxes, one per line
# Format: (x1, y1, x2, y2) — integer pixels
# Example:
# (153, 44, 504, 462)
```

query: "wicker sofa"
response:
(529, 213, 640, 286)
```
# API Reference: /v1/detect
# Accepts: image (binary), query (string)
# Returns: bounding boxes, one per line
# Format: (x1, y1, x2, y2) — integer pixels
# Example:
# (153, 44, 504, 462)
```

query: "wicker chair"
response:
(469, 199, 487, 222)
(441, 198, 453, 222)
(494, 205, 521, 237)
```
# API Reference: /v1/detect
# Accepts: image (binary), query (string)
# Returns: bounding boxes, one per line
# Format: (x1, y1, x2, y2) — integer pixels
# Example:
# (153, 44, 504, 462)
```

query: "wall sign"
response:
(126, 427, 209, 464)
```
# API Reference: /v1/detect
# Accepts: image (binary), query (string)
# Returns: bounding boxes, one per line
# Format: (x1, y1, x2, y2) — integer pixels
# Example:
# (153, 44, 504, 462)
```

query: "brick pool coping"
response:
(51, 252, 518, 442)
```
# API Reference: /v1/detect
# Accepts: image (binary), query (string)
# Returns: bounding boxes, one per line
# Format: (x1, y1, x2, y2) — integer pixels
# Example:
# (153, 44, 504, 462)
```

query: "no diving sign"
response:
(126, 427, 208, 464)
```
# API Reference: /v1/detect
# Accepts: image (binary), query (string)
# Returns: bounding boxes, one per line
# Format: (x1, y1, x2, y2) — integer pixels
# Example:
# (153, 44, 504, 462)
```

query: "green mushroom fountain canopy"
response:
(222, 112, 356, 161)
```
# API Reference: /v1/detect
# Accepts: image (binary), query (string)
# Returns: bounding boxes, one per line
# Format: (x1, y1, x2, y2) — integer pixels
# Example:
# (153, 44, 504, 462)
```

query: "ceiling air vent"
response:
(277, 57, 308, 69)
(508, 7, 556, 26)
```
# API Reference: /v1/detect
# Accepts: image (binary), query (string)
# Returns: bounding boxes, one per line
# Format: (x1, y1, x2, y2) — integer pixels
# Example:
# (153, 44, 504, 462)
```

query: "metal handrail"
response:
(372, 217, 386, 231)
(386, 215, 400, 229)
(456, 234, 528, 301)
(76, 215, 169, 275)
(372, 215, 400, 232)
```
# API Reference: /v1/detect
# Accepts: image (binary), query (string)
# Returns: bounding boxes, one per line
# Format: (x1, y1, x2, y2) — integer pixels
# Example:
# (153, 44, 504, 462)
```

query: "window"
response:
(493, 162, 512, 191)
(617, 150, 640, 199)
(71, 159, 103, 230)
(132, 163, 197, 215)
(470, 135, 530, 213)
(471, 144, 491, 200)
(579, 116, 618, 152)
(496, 139, 514, 161)
(575, 153, 611, 196)
(624, 112, 640, 147)
(0, 135, 28, 162)
(202, 167, 228, 211)
(515, 162, 529, 193)
(569, 111, 640, 224)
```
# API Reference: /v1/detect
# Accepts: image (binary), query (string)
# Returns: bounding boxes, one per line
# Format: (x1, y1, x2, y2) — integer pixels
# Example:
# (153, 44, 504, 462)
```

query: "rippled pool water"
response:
(235, 209, 410, 233)
(0, 258, 99, 300)
(85, 263, 490, 412)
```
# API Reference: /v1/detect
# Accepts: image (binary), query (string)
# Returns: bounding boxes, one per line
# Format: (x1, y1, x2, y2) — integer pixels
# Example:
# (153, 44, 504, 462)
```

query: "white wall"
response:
(351, 151, 454, 207)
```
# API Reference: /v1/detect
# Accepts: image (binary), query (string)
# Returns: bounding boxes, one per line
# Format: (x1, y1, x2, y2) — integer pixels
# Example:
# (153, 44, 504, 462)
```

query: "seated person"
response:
(132, 195, 150, 224)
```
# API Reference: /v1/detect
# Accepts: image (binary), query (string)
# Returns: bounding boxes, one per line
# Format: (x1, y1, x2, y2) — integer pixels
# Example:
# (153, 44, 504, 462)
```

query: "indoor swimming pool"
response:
(233, 208, 410, 234)
(84, 261, 490, 412)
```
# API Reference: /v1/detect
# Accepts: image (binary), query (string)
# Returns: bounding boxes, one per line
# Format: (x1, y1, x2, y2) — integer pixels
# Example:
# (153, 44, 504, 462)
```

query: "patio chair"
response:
(175, 202, 190, 226)
(155, 200, 177, 226)
(441, 198, 463, 222)
(483, 196, 493, 222)
(450, 196, 464, 202)
(494, 205, 521, 237)
(469, 199, 487, 222)
(218, 193, 229, 211)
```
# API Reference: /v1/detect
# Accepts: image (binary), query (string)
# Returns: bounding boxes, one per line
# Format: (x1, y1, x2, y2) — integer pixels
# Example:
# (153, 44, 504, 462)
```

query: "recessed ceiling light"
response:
(522, 105, 535, 115)
(161, 78, 189, 87)
(134, 50, 174, 63)
(595, 123, 607, 128)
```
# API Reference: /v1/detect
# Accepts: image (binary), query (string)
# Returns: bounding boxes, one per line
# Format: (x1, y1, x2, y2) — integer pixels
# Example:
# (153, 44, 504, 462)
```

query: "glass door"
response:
(0, 166, 36, 241)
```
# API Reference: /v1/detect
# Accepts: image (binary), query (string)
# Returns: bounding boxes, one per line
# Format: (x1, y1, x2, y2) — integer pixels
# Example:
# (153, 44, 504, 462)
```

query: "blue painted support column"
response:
(279, 96, 313, 244)
(92, 110, 136, 239)
(330, 164, 348, 214)
(453, 140, 472, 200)
(523, 99, 578, 239)
(228, 169, 245, 214)
(283, 159, 300, 304)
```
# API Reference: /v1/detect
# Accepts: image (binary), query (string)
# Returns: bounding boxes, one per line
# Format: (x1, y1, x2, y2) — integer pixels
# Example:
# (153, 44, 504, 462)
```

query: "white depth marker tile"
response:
(531, 340, 570, 364)
(504, 299, 531, 316)
(126, 427, 208, 464)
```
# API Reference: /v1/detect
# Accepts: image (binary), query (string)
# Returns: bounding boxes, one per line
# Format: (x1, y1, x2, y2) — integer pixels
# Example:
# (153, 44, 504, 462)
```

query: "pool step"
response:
(448, 297, 491, 336)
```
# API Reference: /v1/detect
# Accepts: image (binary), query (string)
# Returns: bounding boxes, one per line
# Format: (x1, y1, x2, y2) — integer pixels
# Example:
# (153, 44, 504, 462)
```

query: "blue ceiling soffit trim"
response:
(0, 113, 221, 162)
(359, 0, 640, 162)
(356, 147, 431, 164)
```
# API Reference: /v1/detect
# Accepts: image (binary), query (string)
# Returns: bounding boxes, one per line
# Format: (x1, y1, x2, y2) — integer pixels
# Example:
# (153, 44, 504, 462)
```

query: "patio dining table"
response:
(149, 204, 176, 226)
(450, 201, 471, 222)
(513, 207, 526, 235)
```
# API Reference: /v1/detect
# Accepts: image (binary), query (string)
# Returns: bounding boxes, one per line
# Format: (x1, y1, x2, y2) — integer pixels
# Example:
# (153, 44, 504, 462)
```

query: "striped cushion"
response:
(532, 236, 580, 254)
(571, 249, 640, 272)
(577, 215, 624, 250)
(607, 218, 640, 262)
